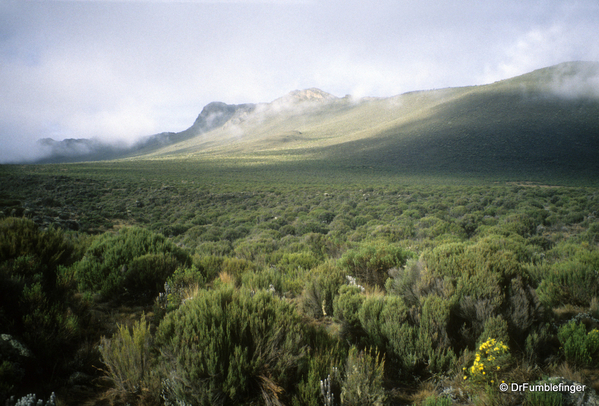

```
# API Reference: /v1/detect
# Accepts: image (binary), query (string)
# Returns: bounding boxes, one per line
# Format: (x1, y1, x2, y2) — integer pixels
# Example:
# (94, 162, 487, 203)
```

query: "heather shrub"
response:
(340, 346, 386, 406)
(124, 253, 182, 300)
(523, 390, 563, 406)
(385, 258, 425, 307)
(333, 285, 366, 336)
(0, 218, 82, 397)
(99, 315, 160, 404)
(378, 296, 419, 376)
(221, 257, 257, 281)
(422, 396, 453, 406)
(558, 321, 599, 367)
(292, 346, 343, 406)
(339, 243, 411, 287)
(300, 260, 345, 319)
(417, 295, 456, 373)
(359, 296, 386, 350)
(75, 227, 190, 299)
(156, 284, 306, 405)
(423, 236, 542, 348)
(537, 259, 599, 308)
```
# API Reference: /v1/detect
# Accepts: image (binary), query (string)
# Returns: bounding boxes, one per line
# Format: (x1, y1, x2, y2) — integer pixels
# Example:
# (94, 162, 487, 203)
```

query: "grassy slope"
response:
(127, 62, 599, 185)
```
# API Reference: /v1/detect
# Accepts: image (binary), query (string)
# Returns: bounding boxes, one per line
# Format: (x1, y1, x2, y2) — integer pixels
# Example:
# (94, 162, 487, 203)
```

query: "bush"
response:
(558, 321, 599, 367)
(0, 218, 82, 399)
(417, 295, 456, 373)
(300, 261, 345, 319)
(333, 285, 366, 337)
(339, 243, 411, 287)
(422, 396, 453, 406)
(156, 284, 306, 406)
(124, 253, 182, 300)
(523, 390, 563, 406)
(99, 315, 160, 404)
(537, 259, 599, 308)
(339, 346, 386, 406)
(463, 337, 510, 386)
(75, 227, 190, 299)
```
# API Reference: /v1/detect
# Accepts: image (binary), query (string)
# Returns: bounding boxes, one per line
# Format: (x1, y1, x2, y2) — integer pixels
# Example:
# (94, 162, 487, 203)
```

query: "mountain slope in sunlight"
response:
(35, 62, 599, 181)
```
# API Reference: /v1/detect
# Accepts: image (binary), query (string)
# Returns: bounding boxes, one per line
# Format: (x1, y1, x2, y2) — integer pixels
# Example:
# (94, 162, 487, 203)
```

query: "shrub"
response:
(0, 218, 82, 398)
(558, 321, 599, 367)
(523, 390, 563, 406)
(75, 227, 190, 299)
(333, 285, 366, 337)
(378, 296, 419, 376)
(537, 259, 599, 308)
(156, 285, 306, 406)
(124, 253, 182, 300)
(99, 314, 159, 403)
(463, 337, 510, 386)
(422, 396, 453, 406)
(339, 346, 386, 406)
(339, 243, 411, 287)
(417, 295, 456, 373)
(300, 261, 345, 319)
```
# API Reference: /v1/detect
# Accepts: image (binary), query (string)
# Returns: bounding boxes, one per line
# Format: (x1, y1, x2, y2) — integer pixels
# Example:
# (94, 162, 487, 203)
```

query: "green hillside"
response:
(137, 61, 599, 183)
(2, 63, 599, 406)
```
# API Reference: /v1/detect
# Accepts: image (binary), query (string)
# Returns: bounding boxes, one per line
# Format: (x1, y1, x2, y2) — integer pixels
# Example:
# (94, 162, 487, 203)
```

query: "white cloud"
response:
(0, 0, 598, 162)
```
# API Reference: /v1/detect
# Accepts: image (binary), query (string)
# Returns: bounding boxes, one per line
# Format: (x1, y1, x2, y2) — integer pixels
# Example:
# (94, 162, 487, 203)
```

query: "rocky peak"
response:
(271, 88, 338, 105)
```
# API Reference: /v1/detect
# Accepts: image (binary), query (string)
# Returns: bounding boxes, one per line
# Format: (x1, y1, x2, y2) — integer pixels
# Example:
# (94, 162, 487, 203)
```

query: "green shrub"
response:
(422, 396, 453, 406)
(340, 346, 386, 406)
(558, 321, 599, 367)
(75, 227, 190, 299)
(156, 284, 306, 406)
(463, 337, 510, 386)
(99, 315, 159, 403)
(523, 390, 563, 406)
(537, 259, 599, 308)
(0, 218, 82, 396)
(333, 285, 366, 336)
(300, 261, 345, 319)
(378, 296, 419, 376)
(292, 347, 342, 406)
(417, 295, 456, 373)
(124, 253, 182, 300)
(339, 243, 411, 287)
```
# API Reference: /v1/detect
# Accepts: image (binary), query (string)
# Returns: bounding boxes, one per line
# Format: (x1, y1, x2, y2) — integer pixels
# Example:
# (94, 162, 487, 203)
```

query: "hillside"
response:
(35, 62, 599, 182)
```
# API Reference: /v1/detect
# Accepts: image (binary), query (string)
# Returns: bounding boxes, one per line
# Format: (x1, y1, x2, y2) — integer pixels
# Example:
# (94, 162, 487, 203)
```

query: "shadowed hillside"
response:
(34, 62, 599, 182)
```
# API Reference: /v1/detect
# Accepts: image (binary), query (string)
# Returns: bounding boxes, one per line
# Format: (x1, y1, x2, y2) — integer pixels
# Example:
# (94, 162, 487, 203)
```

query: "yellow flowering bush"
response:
(463, 337, 510, 385)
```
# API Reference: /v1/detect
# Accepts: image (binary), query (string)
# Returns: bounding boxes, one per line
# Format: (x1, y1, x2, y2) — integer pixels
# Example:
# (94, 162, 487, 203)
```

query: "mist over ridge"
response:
(13, 61, 599, 182)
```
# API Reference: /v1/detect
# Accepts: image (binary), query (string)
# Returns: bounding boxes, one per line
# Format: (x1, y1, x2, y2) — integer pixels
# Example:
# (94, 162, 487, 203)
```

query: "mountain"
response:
(34, 101, 256, 163)
(33, 62, 599, 180)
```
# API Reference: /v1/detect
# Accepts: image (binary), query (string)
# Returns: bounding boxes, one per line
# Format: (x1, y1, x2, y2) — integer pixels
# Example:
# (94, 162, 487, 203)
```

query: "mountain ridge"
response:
(31, 61, 599, 181)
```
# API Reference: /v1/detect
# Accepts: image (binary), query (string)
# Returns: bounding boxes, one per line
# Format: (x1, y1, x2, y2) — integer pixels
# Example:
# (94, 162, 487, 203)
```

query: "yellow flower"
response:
(464, 376, 467, 380)
(497, 366, 500, 370)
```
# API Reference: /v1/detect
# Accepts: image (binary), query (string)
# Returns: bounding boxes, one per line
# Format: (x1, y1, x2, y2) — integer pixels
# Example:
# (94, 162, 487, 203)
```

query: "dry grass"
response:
(409, 381, 438, 405)
(551, 362, 584, 382)
(182, 283, 202, 302)
(218, 271, 235, 285)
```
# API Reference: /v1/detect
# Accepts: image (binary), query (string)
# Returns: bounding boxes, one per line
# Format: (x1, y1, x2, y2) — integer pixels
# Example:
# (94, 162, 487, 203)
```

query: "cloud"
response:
(1, 0, 598, 163)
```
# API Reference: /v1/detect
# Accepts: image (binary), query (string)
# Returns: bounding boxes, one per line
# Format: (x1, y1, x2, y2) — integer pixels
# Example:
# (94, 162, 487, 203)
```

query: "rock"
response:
(0, 334, 33, 359)
(534, 377, 599, 406)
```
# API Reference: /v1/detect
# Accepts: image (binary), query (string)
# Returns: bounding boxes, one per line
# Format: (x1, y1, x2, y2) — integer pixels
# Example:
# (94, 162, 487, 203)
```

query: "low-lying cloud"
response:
(1, 0, 598, 163)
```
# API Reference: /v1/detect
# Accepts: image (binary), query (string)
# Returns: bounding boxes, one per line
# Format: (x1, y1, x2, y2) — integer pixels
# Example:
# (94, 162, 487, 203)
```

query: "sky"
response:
(1, 0, 598, 163)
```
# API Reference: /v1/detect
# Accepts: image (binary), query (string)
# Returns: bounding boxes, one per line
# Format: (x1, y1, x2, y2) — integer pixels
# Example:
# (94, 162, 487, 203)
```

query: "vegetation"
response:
(1, 63, 599, 404)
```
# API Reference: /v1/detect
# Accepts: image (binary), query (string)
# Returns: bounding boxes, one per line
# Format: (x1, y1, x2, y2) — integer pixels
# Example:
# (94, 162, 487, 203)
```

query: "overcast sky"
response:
(1, 0, 598, 163)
